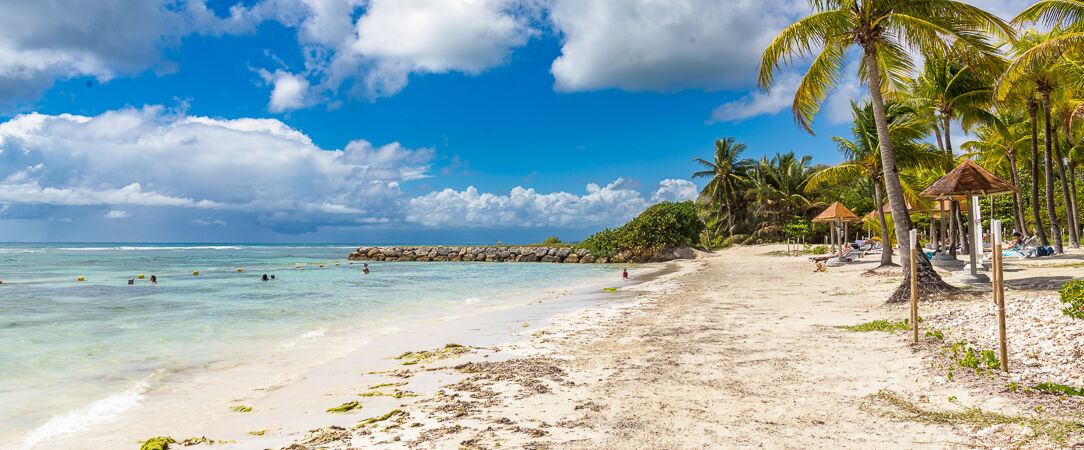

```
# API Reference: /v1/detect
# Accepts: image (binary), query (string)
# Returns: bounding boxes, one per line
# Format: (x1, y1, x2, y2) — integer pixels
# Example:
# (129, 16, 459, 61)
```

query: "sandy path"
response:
(543, 247, 958, 448)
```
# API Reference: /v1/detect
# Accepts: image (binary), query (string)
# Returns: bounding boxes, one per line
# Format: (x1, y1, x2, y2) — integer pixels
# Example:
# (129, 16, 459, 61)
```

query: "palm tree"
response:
(960, 112, 1031, 237)
(908, 55, 1001, 258)
(1000, 29, 1073, 252)
(758, 0, 1011, 300)
(807, 100, 942, 267)
(692, 138, 753, 239)
(1007, 0, 1084, 80)
(747, 152, 820, 240)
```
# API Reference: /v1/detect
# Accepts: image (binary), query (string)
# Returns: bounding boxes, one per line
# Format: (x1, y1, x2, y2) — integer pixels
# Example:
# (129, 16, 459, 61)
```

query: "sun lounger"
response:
(984, 236, 1038, 260)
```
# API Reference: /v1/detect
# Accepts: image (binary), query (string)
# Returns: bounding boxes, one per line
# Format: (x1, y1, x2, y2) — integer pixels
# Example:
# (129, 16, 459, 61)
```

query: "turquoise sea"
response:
(0, 244, 619, 447)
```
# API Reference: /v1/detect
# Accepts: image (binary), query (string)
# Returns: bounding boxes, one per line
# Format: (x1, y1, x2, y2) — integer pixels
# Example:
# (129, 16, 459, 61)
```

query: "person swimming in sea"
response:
(128, 279, 134, 285)
(261, 274, 269, 281)
(622, 268, 629, 280)
(363, 263, 369, 275)
(270, 274, 275, 280)
(150, 275, 157, 284)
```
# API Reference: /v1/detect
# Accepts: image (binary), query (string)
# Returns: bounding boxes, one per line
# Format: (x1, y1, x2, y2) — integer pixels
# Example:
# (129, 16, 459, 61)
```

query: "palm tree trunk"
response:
(943, 115, 965, 256)
(865, 51, 952, 304)
(873, 177, 894, 266)
(1054, 135, 1079, 247)
(865, 52, 912, 268)
(1071, 162, 1081, 241)
(1028, 99, 1049, 245)
(1041, 92, 1063, 253)
(1007, 155, 1026, 237)
(949, 201, 959, 258)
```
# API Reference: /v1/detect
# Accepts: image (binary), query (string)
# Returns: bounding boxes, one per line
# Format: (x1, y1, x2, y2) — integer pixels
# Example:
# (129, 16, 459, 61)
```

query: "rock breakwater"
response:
(347, 246, 697, 264)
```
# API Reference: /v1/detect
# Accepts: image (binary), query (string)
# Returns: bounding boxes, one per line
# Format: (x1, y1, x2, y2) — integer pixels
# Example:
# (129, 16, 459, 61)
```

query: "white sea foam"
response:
(462, 297, 482, 305)
(20, 375, 155, 449)
(301, 328, 325, 339)
(376, 326, 401, 335)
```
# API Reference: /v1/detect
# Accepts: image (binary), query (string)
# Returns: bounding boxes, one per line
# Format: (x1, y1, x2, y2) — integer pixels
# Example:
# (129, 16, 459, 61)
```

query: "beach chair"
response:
(985, 236, 1038, 260)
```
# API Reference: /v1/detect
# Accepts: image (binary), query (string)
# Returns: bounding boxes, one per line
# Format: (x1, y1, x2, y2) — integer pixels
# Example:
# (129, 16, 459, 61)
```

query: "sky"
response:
(0, 0, 1034, 243)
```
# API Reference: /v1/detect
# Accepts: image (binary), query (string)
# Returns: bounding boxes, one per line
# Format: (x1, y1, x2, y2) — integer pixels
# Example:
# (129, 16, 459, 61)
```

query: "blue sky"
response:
(0, 0, 1030, 243)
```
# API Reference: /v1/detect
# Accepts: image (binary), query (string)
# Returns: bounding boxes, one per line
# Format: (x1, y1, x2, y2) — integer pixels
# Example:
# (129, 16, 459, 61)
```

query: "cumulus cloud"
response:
(104, 210, 130, 219)
(406, 178, 696, 228)
(0, 0, 268, 107)
(709, 73, 800, 123)
(548, 0, 804, 92)
(650, 179, 698, 203)
(258, 69, 312, 112)
(0, 105, 433, 233)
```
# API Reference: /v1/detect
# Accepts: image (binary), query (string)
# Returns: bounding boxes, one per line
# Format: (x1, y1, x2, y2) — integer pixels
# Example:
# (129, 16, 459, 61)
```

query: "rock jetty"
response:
(347, 246, 696, 264)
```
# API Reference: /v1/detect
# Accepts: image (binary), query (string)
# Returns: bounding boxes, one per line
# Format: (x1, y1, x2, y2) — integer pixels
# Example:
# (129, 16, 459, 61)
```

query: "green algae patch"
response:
(358, 389, 418, 398)
(391, 344, 470, 365)
(837, 319, 910, 332)
(230, 405, 252, 412)
(602, 287, 617, 292)
(357, 409, 407, 428)
(368, 382, 408, 390)
(248, 430, 269, 436)
(327, 401, 360, 413)
(140, 436, 176, 450)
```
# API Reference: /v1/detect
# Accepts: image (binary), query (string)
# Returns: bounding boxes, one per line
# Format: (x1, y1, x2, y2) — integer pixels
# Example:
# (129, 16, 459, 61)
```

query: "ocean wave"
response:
(462, 297, 482, 305)
(20, 372, 158, 449)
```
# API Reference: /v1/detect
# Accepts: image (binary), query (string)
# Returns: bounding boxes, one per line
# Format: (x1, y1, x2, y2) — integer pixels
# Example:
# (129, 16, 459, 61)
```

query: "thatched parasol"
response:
(920, 160, 1019, 284)
(813, 201, 861, 223)
(813, 202, 861, 263)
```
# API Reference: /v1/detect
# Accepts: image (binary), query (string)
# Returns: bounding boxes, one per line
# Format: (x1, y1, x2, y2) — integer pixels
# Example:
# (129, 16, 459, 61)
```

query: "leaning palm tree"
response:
(808, 100, 942, 267)
(692, 138, 754, 239)
(758, 0, 1012, 301)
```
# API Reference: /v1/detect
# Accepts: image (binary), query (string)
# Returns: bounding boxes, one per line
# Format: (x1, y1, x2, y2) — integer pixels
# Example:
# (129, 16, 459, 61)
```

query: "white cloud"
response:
(0, 0, 265, 107)
(406, 177, 694, 228)
(259, 69, 312, 112)
(650, 179, 698, 203)
(709, 73, 800, 123)
(104, 210, 129, 219)
(262, 0, 534, 104)
(0, 105, 434, 232)
(548, 0, 804, 93)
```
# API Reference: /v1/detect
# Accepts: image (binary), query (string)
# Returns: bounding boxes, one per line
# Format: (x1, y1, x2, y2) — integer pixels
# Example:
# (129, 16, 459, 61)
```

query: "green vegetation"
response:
(358, 389, 417, 398)
(602, 287, 617, 292)
(540, 236, 562, 245)
(580, 201, 704, 257)
(943, 341, 1001, 375)
(326, 401, 360, 413)
(1034, 383, 1084, 396)
(229, 405, 252, 412)
(248, 430, 268, 436)
(837, 319, 911, 332)
(140, 437, 176, 450)
(357, 409, 407, 427)
(1058, 279, 1084, 320)
(866, 390, 1084, 446)
(368, 382, 408, 390)
(392, 343, 470, 365)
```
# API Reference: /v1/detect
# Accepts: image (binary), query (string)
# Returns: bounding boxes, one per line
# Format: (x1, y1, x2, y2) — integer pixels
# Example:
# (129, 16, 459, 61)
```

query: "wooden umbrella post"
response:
(909, 229, 918, 343)
(992, 220, 1009, 372)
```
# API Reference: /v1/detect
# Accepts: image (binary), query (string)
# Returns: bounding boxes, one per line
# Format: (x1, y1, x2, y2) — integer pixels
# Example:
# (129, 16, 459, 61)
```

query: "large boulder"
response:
(556, 247, 571, 258)
(565, 254, 579, 263)
(581, 255, 596, 263)
(541, 255, 557, 263)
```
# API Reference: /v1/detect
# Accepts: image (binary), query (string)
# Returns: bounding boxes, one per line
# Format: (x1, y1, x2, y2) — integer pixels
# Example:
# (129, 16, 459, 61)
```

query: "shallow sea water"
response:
(0, 244, 619, 447)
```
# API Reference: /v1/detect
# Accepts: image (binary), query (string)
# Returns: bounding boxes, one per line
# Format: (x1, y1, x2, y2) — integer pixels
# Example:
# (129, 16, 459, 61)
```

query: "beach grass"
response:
(836, 319, 910, 332)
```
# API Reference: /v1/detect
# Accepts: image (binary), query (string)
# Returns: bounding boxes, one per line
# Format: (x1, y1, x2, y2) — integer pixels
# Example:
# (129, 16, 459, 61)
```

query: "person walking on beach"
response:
(622, 268, 628, 280)
(363, 263, 369, 275)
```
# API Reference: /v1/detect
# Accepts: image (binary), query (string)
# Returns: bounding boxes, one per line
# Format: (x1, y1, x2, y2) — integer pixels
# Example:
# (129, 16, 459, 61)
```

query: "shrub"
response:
(581, 201, 706, 256)
(580, 227, 622, 257)
(618, 201, 704, 251)
(541, 236, 562, 245)
(1058, 279, 1084, 320)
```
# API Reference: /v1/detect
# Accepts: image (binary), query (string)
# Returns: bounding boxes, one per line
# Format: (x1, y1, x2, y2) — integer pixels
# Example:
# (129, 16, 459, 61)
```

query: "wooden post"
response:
(909, 229, 918, 344)
(992, 220, 1009, 372)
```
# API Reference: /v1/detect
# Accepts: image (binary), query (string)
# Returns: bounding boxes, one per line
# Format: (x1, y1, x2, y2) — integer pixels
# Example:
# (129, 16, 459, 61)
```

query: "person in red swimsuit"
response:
(622, 268, 628, 280)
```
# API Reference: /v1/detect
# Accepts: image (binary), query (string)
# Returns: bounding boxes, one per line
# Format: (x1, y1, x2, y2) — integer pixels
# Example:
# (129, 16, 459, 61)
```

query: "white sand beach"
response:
(36, 245, 1084, 449)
